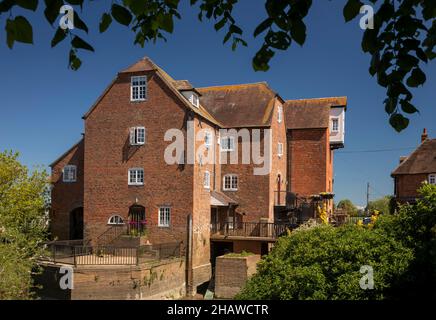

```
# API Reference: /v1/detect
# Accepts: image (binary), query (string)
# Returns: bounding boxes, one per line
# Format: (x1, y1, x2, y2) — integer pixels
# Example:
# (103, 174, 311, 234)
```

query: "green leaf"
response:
(157, 13, 174, 33)
(406, 68, 426, 87)
(291, 19, 306, 46)
(254, 18, 273, 37)
(44, 0, 64, 25)
(343, 0, 363, 22)
(69, 49, 82, 70)
(16, 0, 38, 11)
(384, 97, 397, 114)
(12, 16, 33, 45)
(214, 17, 226, 31)
(71, 35, 94, 52)
(99, 13, 112, 33)
(5, 18, 15, 49)
(0, 0, 15, 13)
(111, 4, 132, 26)
(389, 113, 409, 132)
(73, 11, 89, 33)
(253, 45, 275, 72)
(51, 27, 67, 47)
(400, 100, 419, 114)
(362, 29, 377, 53)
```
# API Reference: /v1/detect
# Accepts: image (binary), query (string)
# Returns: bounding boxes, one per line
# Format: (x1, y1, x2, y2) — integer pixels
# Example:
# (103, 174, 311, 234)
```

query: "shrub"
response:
(375, 183, 436, 299)
(236, 224, 413, 300)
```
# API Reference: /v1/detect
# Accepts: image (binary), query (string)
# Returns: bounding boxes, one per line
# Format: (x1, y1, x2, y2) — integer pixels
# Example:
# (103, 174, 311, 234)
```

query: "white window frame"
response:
(278, 105, 283, 123)
(220, 136, 235, 152)
(278, 142, 283, 157)
(331, 118, 339, 132)
(223, 174, 238, 191)
(204, 171, 211, 189)
(204, 131, 213, 150)
(130, 76, 147, 102)
(191, 93, 199, 108)
(128, 168, 144, 186)
(158, 206, 171, 227)
(63, 165, 77, 182)
(107, 215, 124, 225)
(129, 127, 146, 145)
(429, 174, 436, 185)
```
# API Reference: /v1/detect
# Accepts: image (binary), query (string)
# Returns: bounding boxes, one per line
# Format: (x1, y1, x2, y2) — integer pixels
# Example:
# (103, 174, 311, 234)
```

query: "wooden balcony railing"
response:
(211, 222, 291, 240)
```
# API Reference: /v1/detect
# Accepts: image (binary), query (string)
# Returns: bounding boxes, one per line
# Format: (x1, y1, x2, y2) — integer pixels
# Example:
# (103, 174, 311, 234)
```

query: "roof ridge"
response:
(197, 81, 269, 90)
(286, 96, 347, 102)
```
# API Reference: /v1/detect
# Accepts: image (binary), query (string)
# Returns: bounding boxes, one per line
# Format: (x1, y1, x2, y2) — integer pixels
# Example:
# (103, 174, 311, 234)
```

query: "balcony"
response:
(210, 221, 291, 242)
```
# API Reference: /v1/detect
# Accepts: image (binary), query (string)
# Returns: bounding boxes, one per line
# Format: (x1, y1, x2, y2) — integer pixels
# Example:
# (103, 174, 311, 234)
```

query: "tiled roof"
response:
(285, 97, 347, 129)
(391, 139, 436, 175)
(197, 82, 277, 128)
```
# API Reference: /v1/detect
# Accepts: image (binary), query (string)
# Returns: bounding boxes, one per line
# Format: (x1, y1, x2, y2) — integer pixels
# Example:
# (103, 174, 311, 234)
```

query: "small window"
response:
(158, 207, 171, 227)
(331, 118, 339, 132)
(278, 142, 283, 157)
(223, 174, 238, 191)
(130, 127, 146, 145)
(429, 174, 436, 185)
(221, 136, 235, 152)
(191, 93, 199, 108)
(204, 171, 210, 189)
(204, 131, 212, 149)
(128, 168, 144, 185)
(108, 215, 124, 225)
(131, 76, 147, 101)
(278, 105, 283, 123)
(63, 165, 77, 182)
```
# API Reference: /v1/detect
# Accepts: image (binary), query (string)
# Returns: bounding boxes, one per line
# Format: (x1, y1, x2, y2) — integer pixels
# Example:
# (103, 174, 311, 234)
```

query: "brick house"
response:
(392, 129, 436, 203)
(50, 56, 346, 293)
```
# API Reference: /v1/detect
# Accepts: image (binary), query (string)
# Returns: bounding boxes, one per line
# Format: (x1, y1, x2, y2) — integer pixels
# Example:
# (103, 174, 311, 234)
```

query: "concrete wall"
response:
(214, 254, 261, 299)
(35, 258, 186, 300)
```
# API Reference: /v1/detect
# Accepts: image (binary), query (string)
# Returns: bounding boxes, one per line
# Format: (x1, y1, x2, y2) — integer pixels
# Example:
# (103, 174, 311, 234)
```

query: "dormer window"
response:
(131, 76, 147, 101)
(181, 91, 199, 108)
(63, 165, 77, 182)
(191, 93, 199, 108)
(129, 127, 146, 145)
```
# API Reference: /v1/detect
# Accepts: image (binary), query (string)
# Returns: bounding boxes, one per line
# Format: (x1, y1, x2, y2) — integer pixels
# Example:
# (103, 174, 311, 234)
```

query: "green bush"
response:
(375, 183, 436, 299)
(236, 224, 413, 300)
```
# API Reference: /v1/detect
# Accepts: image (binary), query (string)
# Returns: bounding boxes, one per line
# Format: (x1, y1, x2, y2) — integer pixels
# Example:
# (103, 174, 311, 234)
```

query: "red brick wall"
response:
(191, 116, 215, 287)
(270, 99, 288, 220)
(50, 140, 84, 240)
(395, 174, 428, 200)
(287, 128, 329, 197)
(83, 71, 194, 245)
(220, 128, 270, 222)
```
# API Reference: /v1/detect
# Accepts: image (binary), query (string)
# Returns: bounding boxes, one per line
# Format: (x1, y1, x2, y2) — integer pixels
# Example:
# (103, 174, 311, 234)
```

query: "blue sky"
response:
(0, 1, 435, 206)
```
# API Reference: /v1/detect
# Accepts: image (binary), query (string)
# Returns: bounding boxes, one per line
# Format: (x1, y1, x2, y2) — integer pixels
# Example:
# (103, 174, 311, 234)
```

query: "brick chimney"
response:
(421, 128, 428, 143)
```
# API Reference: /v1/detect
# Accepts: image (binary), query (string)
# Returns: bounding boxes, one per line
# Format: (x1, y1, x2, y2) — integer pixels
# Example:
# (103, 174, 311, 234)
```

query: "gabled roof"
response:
(50, 138, 83, 167)
(210, 190, 238, 206)
(391, 139, 436, 176)
(197, 82, 279, 128)
(285, 97, 347, 129)
(83, 57, 221, 126)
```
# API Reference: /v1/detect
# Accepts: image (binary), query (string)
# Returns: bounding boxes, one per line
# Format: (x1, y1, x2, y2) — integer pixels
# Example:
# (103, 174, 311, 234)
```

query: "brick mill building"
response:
(50, 57, 347, 293)
(392, 129, 436, 203)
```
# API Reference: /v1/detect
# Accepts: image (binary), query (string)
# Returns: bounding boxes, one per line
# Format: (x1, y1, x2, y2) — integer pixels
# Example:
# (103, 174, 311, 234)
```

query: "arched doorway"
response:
(128, 205, 146, 236)
(69, 207, 84, 240)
